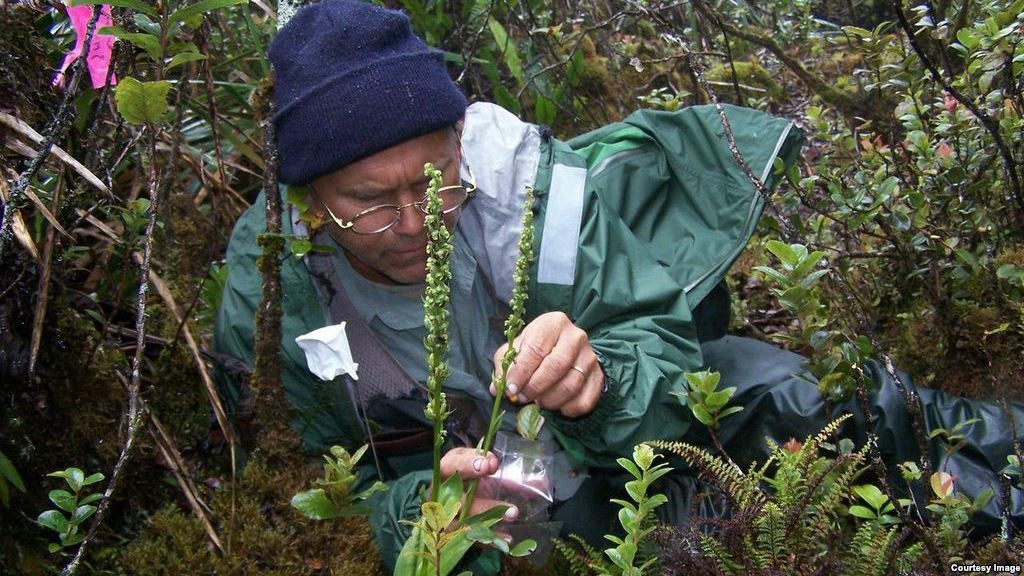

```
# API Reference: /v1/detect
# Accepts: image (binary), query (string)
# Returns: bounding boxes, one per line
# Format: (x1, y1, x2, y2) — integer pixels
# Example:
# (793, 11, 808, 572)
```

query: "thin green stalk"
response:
(462, 186, 535, 519)
(422, 164, 453, 502)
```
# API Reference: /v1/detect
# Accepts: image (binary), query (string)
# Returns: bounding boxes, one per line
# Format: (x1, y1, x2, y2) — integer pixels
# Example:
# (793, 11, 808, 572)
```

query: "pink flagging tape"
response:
(52, 3, 117, 90)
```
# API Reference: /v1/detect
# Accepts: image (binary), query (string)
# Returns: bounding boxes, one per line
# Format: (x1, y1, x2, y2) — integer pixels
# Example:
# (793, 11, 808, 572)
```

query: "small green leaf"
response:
(168, 0, 247, 26)
(48, 542, 62, 553)
(98, 27, 163, 60)
(72, 504, 97, 524)
(515, 403, 545, 440)
(704, 390, 732, 410)
(290, 238, 313, 258)
(616, 457, 642, 480)
(848, 504, 877, 519)
(973, 488, 994, 510)
(691, 404, 714, 426)
(166, 51, 208, 71)
(997, 264, 1020, 279)
(82, 472, 105, 487)
(765, 240, 799, 267)
(955, 28, 979, 50)
(718, 406, 744, 420)
(617, 505, 637, 532)
(115, 77, 172, 125)
(509, 538, 537, 557)
(487, 17, 524, 85)
(65, 468, 85, 492)
(534, 96, 556, 127)
(79, 493, 103, 506)
(49, 490, 76, 513)
(37, 510, 70, 533)
(290, 489, 340, 520)
(853, 484, 887, 509)
(421, 501, 448, 533)
(623, 479, 643, 504)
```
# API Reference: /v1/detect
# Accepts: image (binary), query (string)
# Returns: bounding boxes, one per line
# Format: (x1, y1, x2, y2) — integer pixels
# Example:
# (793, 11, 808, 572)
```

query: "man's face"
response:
(311, 128, 462, 285)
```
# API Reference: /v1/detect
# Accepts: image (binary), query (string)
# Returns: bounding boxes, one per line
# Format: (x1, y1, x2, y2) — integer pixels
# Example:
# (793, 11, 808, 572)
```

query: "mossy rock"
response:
(706, 60, 787, 103)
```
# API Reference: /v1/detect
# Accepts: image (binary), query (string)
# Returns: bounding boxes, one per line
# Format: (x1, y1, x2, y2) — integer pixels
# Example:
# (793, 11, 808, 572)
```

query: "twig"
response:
(196, 24, 231, 215)
(28, 169, 63, 375)
(892, 0, 1024, 219)
(0, 6, 102, 266)
(60, 118, 163, 576)
(455, 0, 496, 85)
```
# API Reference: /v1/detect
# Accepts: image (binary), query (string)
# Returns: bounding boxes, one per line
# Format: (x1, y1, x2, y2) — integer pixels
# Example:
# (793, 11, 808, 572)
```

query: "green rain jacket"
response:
(214, 102, 800, 567)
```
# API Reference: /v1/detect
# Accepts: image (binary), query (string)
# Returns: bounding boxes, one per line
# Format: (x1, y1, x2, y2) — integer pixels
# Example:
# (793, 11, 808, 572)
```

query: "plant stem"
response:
(422, 164, 453, 502)
(462, 186, 534, 519)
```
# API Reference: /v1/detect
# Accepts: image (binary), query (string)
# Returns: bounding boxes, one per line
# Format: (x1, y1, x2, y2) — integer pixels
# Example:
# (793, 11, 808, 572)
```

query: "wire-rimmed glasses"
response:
(318, 164, 476, 235)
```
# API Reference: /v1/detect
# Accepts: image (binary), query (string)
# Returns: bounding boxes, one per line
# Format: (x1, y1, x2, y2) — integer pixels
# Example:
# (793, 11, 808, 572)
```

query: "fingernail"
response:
(507, 383, 519, 396)
(503, 534, 513, 543)
(504, 505, 518, 521)
(517, 394, 528, 404)
(473, 458, 484, 472)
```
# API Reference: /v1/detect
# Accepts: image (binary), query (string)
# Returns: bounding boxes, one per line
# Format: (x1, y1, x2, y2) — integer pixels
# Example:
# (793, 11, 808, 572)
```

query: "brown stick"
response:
(28, 169, 62, 375)
(60, 123, 162, 576)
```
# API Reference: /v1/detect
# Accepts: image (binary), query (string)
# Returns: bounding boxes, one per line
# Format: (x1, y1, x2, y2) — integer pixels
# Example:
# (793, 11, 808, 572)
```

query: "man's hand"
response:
(439, 447, 518, 522)
(490, 311, 605, 418)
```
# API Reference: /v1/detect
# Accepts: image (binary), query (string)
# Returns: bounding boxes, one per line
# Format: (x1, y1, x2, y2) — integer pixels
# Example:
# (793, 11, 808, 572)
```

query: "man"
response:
(215, 0, 1022, 572)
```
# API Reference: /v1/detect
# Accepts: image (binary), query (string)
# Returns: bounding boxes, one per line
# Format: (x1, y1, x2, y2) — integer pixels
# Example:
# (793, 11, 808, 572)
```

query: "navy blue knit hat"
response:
(269, 0, 468, 185)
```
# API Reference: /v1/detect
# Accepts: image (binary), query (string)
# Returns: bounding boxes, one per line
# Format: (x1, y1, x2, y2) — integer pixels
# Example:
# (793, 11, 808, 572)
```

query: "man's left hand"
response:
(490, 312, 604, 418)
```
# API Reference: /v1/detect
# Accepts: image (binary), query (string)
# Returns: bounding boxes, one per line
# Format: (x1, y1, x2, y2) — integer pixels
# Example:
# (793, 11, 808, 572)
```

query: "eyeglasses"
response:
(319, 164, 477, 235)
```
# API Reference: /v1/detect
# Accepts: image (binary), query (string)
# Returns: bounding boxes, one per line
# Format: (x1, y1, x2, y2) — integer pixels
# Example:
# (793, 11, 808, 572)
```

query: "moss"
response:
(120, 456, 383, 575)
(994, 247, 1024, 268)
(574, 35, 611, 98)
(706, 60, 787, 102)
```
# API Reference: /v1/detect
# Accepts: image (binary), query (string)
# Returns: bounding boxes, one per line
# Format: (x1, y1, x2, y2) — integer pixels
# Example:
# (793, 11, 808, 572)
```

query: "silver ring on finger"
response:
(571, 365, 586, 378)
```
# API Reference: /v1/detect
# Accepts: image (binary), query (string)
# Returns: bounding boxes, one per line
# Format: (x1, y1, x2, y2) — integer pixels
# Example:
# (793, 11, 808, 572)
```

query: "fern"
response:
(699, 532, 743, 575)
(847, 522, 898, 576)
(554, 534, 614, 576)
(554, 538, 597, 576)
(754, 502, 786, 569)
(647, 440, 763, 510)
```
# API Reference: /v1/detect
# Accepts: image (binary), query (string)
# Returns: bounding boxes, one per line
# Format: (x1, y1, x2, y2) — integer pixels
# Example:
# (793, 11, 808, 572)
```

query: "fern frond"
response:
(895, 541, 924, 574)
(553, 537, 595, 576)
(847, 522, 897, 576)
(552, 534, 618, 576)
(649, 440, 764, 509)
(809, 414, 853, 451)
(754, 501, 786, 569)
(699, 533, 744, 575)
